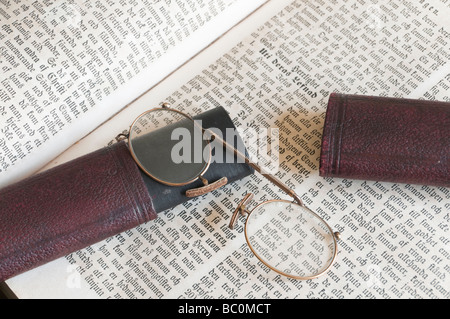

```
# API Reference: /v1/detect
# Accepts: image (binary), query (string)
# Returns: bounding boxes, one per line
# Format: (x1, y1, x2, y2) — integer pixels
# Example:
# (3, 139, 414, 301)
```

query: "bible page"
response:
(6, 0, 450, 299)
(0, 0, 268, 189)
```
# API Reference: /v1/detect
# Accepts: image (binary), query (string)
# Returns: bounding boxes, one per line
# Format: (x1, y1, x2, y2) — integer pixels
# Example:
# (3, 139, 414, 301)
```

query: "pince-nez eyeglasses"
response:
(117, 104, 341, 280)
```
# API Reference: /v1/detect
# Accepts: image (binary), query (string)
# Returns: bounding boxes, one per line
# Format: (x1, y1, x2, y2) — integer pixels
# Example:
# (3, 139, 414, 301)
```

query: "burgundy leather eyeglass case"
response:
(0, 106, 254, 282)
(320, 93, 449, 187)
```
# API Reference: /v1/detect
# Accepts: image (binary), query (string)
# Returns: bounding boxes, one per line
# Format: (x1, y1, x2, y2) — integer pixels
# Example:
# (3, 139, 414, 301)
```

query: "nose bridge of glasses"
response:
(228, 193, 253, 230)
(185, 176, 228, 198)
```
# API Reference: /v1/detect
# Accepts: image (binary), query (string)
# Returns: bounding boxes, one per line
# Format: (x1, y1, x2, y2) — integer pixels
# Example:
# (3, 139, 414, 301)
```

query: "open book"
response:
(2, 0, 449, 299)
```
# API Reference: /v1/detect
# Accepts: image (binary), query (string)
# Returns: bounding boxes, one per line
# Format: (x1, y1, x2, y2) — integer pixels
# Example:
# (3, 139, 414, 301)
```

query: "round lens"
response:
(129, 108, 210, 185)
(245, 200, 337, 279)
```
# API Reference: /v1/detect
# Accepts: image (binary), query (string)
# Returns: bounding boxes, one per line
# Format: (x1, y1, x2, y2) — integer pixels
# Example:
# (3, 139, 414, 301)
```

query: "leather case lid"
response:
(320, 93, 450, 187)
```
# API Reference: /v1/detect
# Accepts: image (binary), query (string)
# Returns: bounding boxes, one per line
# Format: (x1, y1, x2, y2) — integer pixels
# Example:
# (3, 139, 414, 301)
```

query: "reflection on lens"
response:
(245, 200, 337, 279)
(129, 109, 210, 185)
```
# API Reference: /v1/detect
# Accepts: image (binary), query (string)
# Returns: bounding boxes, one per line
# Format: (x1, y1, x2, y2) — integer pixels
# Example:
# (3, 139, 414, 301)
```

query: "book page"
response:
(0, 0, 268, 189)
(6, 0, 450, 299)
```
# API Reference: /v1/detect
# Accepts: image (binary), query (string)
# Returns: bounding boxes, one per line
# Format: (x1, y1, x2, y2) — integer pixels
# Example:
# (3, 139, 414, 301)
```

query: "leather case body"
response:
(0, 106, 253, 282)
(319, 93, 449, 187)
(0, 141, 155, 282)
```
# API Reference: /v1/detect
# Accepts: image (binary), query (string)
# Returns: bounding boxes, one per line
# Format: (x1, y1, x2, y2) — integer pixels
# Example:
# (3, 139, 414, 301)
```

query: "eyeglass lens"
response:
(129, 109, 210, 185)
(245, 200, 336, 279)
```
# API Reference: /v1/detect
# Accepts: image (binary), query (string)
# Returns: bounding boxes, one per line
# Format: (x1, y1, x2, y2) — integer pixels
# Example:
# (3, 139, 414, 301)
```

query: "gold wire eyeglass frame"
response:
(117, 103, 341, 280)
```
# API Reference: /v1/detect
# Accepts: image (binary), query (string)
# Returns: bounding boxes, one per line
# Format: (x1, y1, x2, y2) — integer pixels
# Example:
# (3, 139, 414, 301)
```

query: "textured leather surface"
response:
(0, 141, 157, 282)
(320, 93, 450, 187)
